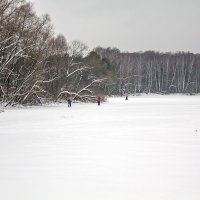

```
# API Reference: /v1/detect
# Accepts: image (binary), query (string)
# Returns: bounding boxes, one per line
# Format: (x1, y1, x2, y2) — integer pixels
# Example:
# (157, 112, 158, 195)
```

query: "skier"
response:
(67, 97, 72, 107)
(96, 96, 101, 106)
(125, 93, 128, 100)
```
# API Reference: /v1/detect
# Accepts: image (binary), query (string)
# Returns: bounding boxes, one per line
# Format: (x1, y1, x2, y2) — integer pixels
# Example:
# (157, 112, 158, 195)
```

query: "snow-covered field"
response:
(0, 95, 200, 200)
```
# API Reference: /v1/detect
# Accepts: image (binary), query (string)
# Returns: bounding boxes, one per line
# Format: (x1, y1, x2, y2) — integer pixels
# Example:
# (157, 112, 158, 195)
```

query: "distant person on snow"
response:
(97, 96, 101, 106)
(67, 98, 72, 107)
(125, 93, 128, 100)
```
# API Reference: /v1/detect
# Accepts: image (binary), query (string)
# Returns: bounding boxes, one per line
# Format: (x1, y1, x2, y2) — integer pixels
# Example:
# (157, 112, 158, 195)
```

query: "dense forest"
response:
(94, 47, 200, 95)
(1, 0, 200, 106)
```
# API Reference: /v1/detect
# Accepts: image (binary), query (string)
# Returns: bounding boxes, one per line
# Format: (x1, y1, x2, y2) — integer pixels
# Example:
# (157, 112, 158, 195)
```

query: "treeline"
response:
(1, 0, 200, 106)
(94, 47, 200, 95)
(0, 0, 113, 106)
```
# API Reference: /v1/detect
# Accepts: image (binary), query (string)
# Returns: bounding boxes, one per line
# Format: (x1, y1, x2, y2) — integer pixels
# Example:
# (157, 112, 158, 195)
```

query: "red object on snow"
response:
(96, 97, 101, 102)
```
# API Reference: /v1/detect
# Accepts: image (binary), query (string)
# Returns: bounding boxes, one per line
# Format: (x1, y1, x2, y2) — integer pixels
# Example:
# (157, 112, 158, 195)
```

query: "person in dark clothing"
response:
(67, 98, 72, 107)
(96, 96, 101, 106)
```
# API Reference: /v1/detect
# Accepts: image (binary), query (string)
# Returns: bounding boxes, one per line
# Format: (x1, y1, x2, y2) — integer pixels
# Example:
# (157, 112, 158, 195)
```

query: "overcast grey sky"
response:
(31, 0, 200, 53)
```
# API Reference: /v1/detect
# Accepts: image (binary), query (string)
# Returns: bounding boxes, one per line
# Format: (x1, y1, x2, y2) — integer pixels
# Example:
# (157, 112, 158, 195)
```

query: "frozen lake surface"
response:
(0, 95, 200, 200)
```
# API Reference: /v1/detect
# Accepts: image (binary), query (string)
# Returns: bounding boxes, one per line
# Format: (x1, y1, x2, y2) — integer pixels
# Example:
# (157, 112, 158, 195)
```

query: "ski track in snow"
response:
(0, 95, 200, 200)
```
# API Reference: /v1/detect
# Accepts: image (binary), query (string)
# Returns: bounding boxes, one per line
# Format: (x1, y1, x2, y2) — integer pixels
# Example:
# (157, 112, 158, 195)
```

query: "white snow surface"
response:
(0, 95, 200, 200)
